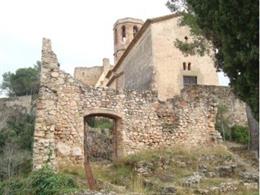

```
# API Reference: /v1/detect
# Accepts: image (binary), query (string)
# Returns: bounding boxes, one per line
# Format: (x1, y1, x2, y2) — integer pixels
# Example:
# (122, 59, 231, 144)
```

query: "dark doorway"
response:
(84, 114, 121, 162)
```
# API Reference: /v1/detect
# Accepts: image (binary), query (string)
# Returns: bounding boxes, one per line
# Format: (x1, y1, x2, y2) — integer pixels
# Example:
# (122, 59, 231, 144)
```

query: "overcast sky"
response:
(0, 0, 229, 91)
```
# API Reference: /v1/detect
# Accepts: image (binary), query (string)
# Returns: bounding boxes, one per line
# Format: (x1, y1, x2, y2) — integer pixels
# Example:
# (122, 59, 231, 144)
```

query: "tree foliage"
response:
(166, 0, 259, 120)
(1, 61, 40, 97)
(0, 111, 35, 180)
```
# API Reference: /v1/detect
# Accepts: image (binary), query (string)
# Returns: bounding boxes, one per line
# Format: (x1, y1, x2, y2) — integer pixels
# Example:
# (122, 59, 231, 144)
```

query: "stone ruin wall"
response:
(74, 66, 103, 86)
(33, 38, 247, 170)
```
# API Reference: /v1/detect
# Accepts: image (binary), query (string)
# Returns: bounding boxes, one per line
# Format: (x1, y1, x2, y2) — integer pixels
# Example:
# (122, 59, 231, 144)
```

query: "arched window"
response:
(114, 29, 117, 44)
(133, 26, 138, 37)
(188, 62, 191, 70)
(183, 62, 186, 70)
(121, 26, 126, 42)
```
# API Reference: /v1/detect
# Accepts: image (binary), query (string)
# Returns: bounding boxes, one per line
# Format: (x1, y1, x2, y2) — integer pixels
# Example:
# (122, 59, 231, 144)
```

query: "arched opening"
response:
(121, 25, 126, 42)
(183, 62, 186, 70)
(84, 112, 122, 162)
(133, 25, 138, 37)
(188, 62, 191, 70)
(83, 111, 123, 190)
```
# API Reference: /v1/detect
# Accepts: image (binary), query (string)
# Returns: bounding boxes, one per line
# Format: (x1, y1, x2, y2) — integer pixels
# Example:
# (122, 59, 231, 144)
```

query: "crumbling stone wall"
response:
(33, 38, 247, 170)
(180, 86, 247, 127)
(74, 66, 103, 86)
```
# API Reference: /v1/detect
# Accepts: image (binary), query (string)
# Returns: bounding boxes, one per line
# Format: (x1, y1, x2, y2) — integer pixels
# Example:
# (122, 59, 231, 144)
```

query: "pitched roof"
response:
(106, 13, 181, 79)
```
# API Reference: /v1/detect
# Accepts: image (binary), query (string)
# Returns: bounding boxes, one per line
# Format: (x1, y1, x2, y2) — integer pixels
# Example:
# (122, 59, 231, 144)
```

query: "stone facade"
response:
(73, 14, 219, 100)
(74, 66, 103, 86)
(151, 15, 219, 100)
(95, 58, 113, 87)
(102, 14, 219, 100)
(33, 38, 247, 170)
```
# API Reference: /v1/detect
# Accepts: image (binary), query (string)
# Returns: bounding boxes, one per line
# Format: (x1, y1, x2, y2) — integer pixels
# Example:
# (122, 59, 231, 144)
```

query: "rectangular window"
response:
(183, 76, 197, 87)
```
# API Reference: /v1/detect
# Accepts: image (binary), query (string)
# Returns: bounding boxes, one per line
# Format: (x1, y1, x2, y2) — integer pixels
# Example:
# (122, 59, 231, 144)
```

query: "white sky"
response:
(0, 0, 229, 92)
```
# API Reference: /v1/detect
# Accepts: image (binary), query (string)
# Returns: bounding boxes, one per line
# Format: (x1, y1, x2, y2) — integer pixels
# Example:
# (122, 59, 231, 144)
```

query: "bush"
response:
(0, 177, 25, 195)
(231, 125, 250, 144)
(0, 166, 78, 195)
(30, 166, 78, 195)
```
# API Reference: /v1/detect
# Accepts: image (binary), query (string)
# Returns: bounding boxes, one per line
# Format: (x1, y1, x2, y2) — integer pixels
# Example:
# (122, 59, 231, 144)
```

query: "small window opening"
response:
(188, 62, 191, 70)
(183, 62, 186, 70)
(184, 36, 188, 41)
(183, 76, 197, 87)
(133, 26, 138, 37)
(121, 26, 126, 42)
(82, 72, 85, 76)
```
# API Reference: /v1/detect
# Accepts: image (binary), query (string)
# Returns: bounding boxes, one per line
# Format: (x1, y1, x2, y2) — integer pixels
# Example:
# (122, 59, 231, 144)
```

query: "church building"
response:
(74, 14, 219, 100)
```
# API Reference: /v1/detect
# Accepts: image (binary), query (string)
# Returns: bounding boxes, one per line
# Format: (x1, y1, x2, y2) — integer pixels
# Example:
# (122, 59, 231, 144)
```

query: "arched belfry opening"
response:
(83, 112, 123, 162)
(113, 18, 144, 63)
(121, 25, 126, 42)
(133, 25, 138, 37)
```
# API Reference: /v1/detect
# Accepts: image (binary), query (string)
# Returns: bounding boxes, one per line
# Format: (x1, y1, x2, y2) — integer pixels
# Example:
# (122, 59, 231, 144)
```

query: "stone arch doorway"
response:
(83, 110, 123, 161)
(83, 110, 123, 189)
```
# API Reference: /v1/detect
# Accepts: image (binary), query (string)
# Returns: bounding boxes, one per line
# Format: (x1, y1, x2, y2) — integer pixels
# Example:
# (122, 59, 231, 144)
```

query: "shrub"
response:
(231, 125, 250, 144)
(0, 177, 25, 195)
(30, 166, 78, 195)
(0, 166, 78, 195)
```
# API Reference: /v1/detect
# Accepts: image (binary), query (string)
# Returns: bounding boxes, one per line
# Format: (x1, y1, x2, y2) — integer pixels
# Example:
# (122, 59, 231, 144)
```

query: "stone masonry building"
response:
(74, 14, 219, 101)
(32, 38, 247, 170)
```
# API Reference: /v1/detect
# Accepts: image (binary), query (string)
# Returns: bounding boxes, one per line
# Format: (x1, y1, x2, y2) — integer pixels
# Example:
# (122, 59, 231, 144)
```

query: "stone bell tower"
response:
(113, 17, 144, 63)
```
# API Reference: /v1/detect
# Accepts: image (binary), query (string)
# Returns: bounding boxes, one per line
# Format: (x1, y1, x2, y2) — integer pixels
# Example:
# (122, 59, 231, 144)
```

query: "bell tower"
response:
(113, 17, 144, 63)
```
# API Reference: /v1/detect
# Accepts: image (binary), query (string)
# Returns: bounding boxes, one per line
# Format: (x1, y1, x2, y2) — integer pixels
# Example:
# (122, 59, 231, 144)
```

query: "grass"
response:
(90, 145, 235, 193)
(1, 143, 254, 195)
(56, 144, 255, 194)
(229, 187, 259, 195)
(199, 177, 230, 188)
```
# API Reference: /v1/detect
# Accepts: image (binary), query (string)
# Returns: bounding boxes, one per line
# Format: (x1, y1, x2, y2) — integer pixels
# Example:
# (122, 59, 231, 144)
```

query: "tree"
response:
(1, 61, 40, 97)
(166, 0, 259, 121)
(0, 142, 31, 180)
(0, 111, 35, 179)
